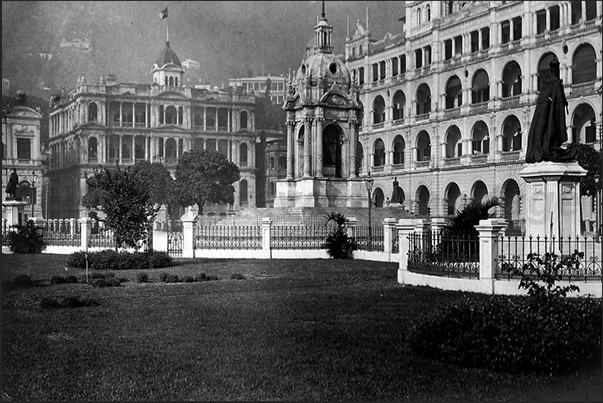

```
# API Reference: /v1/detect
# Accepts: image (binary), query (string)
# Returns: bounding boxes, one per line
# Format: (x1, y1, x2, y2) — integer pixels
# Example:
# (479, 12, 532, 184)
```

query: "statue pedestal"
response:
(2, 199, 27, 227)
(519, 161, 586, 238)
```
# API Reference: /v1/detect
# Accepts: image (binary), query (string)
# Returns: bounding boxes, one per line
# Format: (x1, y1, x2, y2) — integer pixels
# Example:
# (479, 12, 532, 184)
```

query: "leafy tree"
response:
(254, 95, 286, 131)
(575, 144, 603, 197)
(173, 149, 240, 215)
(83, 165, 157, 250)
(323, 212, 356, 259)
(130, 160, 175, 208)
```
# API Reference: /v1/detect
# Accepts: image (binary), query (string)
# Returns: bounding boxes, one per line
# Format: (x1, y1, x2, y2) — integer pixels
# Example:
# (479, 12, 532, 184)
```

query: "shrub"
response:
(89, 250, 120, 270)
(67, 251, 87, 268)
(323, 212, 356, 259)
(90, 272, 106, 279)
(165, 274, 179, 283)
(13, 274, 34, 288)
(6, 220, 47, 254)
(50, 276, 66, 285)
(40, 296, 99, 309)
(65, 276, 78, 284)
(91, 278, 107, 288)
(105, 277, 121, 287)
(195, 273, 208, 282)
(207, 275, 219, 281)
(147, 250, 172, 268)
(181, 275, 194, 283)
(407, 294, 601, 375)
(136, 273, 149, 283)
(158, 272, 169, 282)
(230, 273, 245, 280)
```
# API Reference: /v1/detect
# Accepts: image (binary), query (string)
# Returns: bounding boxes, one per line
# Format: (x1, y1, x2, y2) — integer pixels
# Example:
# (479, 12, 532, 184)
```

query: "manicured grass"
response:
(2, 253, 601, 400)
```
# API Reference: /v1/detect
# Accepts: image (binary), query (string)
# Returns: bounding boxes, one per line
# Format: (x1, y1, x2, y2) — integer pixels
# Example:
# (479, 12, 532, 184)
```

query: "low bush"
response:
(40, 296, 99, 309)
(91, 278, 107, 288)
(407, 294, 602, 375)
(195, 273, 209, 282)
(230, 273, 245, 280)
(65, 276, 78, 284)
(90, 272, 106, 279)
(13, 274, 34, 288)
(136, 273, 149, 283)
(106, 278, 121, 287)
(50, 276, 66, 285)
(158, 272, 169, 283)
(67, 249, 172, 271)
(165, 274, 179, 283)
(6, 220, 46, 254)
(181, 275, 194, 283)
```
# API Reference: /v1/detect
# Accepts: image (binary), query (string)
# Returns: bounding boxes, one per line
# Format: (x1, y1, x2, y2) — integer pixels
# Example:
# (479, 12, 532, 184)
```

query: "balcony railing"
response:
(415, 113, 429, 121)
(470, 154, 488, 164)
(372, 122, 385, 130)
(415, 160, 430, 169)
(443, 157, 461, 166)
(501, 150, 521, 161)
(501, 96, 520, 107)
(393, 118, 405, 126)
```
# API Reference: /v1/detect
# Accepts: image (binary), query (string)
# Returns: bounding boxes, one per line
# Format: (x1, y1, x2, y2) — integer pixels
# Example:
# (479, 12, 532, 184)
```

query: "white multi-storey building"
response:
(344, 1, 601, 233)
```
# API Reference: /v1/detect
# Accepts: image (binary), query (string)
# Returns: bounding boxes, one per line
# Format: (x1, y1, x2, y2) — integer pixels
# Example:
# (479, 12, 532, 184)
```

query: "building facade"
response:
(229, 75, 288, 105)
(46, 41, 261, 219)
(344, 1, 601, 233)
(2, 90, 45, 221)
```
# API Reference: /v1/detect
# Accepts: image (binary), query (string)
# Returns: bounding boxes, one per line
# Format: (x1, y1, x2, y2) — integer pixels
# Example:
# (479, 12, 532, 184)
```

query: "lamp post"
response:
(364, 172, 374, 249)
(45, 177, 50, 219)
(30, 171, 38, 217)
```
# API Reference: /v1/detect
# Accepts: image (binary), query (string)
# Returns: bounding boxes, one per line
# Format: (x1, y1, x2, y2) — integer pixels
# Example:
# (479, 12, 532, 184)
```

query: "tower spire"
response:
(321, 0, 325, 18)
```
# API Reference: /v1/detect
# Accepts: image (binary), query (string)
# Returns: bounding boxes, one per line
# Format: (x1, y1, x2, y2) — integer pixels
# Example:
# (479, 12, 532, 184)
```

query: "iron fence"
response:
(354, 225, 385, 252)
(89, 228, 115, 248)
(44, 221, 80, 247)
(195, 225, 262, 249)
(495, 235, 602, 281)
(270, 225, 330, 250)
(407, 231, 480, 278)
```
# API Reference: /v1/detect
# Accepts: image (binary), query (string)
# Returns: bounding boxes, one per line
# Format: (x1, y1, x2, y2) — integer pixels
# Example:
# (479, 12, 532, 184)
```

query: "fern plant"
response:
(6, 220, 47, 254)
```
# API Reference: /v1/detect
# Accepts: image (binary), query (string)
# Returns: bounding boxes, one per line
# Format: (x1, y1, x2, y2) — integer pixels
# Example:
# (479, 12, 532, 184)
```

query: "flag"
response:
(160, 7, 168, 19)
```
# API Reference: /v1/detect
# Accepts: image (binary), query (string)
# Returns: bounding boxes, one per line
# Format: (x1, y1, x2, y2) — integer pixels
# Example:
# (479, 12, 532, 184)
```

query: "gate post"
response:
(475, 218, 508, 294)
(261, 217, 272, 258)
(181, 208, 198, 258)
(396, 218, 421, 284)
(79, 217, 92, 251)
(383, 217, 396, 254)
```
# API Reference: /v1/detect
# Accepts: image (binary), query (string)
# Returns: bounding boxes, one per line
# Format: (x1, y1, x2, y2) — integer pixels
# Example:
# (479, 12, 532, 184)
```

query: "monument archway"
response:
(322, 123, 343, 177)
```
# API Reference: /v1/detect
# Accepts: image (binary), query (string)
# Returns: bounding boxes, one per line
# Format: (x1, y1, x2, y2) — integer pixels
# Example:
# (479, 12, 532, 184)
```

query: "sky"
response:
(2, 1, 406, 97)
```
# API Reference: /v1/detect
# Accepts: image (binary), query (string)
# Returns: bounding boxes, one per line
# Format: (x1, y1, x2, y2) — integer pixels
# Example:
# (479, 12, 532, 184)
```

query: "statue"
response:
(525, 58, 577, 163)
(391, 177, 404, 203)
(5, 168, 18, 199)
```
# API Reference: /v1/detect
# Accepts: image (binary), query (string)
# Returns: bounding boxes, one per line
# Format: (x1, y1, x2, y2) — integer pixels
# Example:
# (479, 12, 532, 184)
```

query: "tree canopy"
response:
(575, 144, 603, 197)
(130, 161, 175, 207)
(82, 165, 157, 250)
(173, 149, 240, 214)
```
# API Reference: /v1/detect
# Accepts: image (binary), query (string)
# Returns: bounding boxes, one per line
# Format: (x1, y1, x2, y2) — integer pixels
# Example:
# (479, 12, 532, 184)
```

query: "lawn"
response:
(2, 253, 601, 401)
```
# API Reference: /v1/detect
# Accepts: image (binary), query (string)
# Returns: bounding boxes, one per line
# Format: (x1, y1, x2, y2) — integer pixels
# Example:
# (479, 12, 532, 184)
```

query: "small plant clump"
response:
(323, 212, 356, 259)
(230, 273, 245, 280)
(12, 274, 34, 288)
(40, 296, 100, 309)
(136, 273, 149, 283)
(5, 220, 47, 254)
(50, 276, 67, 285)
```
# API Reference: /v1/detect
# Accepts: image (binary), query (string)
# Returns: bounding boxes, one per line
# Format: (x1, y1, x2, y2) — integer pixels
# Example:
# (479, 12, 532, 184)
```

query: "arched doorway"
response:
(445, 182, 461, 216)
(472, 181, 488, 204)
(417, 185, 430, 216)
(373, 187, 385, 207)
(322, 123, 342, 177)
(502, 179, 521, 233)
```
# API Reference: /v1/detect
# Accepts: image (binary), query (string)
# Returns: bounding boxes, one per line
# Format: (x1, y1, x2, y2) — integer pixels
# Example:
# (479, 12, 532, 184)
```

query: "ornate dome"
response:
(297, 51, 351, 89)
(153, 41, 182, 70)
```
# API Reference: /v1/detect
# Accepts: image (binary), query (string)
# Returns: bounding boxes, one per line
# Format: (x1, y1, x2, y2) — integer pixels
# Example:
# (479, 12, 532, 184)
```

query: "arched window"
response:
(88, 137, 98, 159)
(445, 76, 462, 109)
(373, 188, 385, 208)
(88, 103, 98, 122)
(169, 76, 174, 86)
(445, 126, 462, 158)
(392, 90, 406, 121)
(572, 44, 596, 84)
(165, 138, 177, 159)
(502, 61, 522, 97)
(426, 5, 431, 21)
(373, 139, 385, 166)
(445, 183, 461, 216)
(416, 8, 422, 26)
(175, 77, 178, 87)
(240, 143, 248, 166)
(165, 106, 177, 124)
(416, 131, 431, 161)
(471, 121, 490, 154)
(572, 103, 597, 144)
(240, 111, 248, 129)
(502, 115, 522, 151)
(356, 141, 364, 175)
(164, 77, 168, 86)
(373, 96, 386, 124)
(417, 186, 430, 216)
(472, 69, 489, 103)
(178, 106, 184, 125)
(472, 181, 488, 204)
(393, 136, 405, 164)
(416, 83, 431, 115)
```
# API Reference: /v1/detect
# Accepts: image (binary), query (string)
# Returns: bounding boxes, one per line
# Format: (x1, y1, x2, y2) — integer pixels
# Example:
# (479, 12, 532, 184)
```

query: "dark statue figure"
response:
(525, 58, 577, 163)
(391, 177, 404, 203)
(5, 168, 19, 198)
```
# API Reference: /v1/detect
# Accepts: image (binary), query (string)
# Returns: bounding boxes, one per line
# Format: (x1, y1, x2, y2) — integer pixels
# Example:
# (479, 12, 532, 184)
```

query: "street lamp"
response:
(364, 172, 374, 249)
(30, 171, 38, 217)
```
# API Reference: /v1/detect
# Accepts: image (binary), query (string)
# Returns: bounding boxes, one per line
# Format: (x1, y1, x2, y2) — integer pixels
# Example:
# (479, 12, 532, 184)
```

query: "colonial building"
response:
(342, 1, 601, 233)
(229, 75, 288, 105)
(2, 90, 45, 221)
(46, 40, 260, 219)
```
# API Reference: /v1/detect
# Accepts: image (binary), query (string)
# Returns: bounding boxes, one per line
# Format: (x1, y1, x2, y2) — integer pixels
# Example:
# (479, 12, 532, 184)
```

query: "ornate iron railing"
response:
(195, 225, 262, 249)
(495, 235, 602, 281)
(355, 225, 384, 252)
(89, 227, 115, 248)
(270, 225, 330, 250)
(407, 231, 480, 278)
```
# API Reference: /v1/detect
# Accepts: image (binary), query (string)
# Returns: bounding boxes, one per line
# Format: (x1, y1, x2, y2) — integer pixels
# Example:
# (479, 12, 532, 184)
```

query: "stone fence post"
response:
(70, 218, 77, 236)
(261, 217, 272, 258)
(346, 217, 358, 239)
(431, 217, 449, 236)
(79, 217, 92, 250)
(397, 218, 422, 284)
(383, 217, 396, 254)
(475, 218, 507, 293)
(181, 208, 198, 258)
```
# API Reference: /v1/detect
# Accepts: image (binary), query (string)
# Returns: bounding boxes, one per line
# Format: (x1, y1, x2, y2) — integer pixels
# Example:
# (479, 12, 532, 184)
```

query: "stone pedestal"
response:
(519, 161, 586, 238)
(2, 199, 27, 227)
(273, 178, 368, 208)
